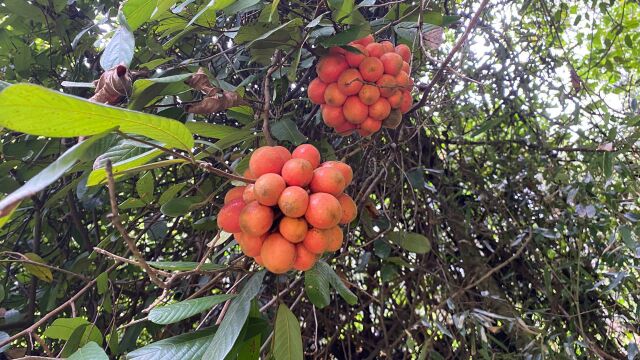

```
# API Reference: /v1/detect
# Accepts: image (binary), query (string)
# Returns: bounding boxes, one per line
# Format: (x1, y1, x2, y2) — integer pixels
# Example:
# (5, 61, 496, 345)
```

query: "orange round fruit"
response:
(352, 34, 374, 46)
(274, 146, 291, 162)
(224, 186, 246, 204)
(254, 173, 286, 206)
(402, 61, 410, 74)
(249, 146, 287, 177)
(324, 83, 347, 107)
(342, 96, 368, 124)
(337, 193, 357, 223)
(380, 40, 395, 53)
(337, 69, 363, 96)
(365, 42, 385, 58)
(395, 71, 412, 90)
(236, 233, 264, 257)
(380, 52, 403, 76)
(358, 84, 380, 105)
(324, 226, 344, 252)
(278, 186, 309, 218)
(359, 57, 384, 82)
(254, 255, 264, 266)
(305, 192, 342, 229)
(239, 201, 274, 236)
(302, 228, 330, 254)
(376, 74, 397, 97)
(322, 105, 347, 128)
(369, 98, 391, 121)
(335, 122, 357, 136)
(308, 78, 327, 105)
(387, 90, 403, 108)
(316, 54, 349, 83)
(395, 44, 411, 62)
(360, 117, 382, 134)
(309, 167, 346, 195)
(345, 44, 368, 67)
(279, 216, 308, 243)
(400, 90, 412, 113)
(329, 46, 346, 55)
(293, 244, 317, 271)
(243, 168, 256, 180)
(357, 128, 373, 137)
(260, 233, 296, 274)
(217, 199, 245, 233)
(320, 161, 353, 185)
(292, 144, 321, 169)
(243, 184, 256, 203)
(281, 158, 314, 187)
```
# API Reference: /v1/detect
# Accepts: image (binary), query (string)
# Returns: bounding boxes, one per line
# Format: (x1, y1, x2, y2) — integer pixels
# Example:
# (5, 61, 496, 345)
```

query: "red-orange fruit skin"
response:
(217, 199, 245, 233)
(260, 233, 296, 274)
(291, 144, 321, 169)
(305, 192, 343, 229)
(239, 201, 274, 236)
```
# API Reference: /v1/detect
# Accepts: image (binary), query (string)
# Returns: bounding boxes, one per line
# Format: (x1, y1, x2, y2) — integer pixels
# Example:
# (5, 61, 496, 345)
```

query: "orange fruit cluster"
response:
(217, 144, 358, 274)
(308, 34, 414, 136)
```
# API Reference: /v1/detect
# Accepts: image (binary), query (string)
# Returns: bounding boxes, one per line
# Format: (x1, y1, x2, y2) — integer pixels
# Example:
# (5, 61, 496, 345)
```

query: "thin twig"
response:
(197, 161, 256, 183)
(261, 52, 282, 146)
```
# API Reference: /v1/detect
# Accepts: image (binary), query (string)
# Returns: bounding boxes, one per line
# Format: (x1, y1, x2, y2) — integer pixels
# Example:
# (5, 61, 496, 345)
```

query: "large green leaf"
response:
(271, 119, 307, 146)
(185, 122, 247, 140)
(126, 328, 217, 360)
(0, 131, 111, 217)
(317, 261, 357, 305)
(0, 84, 194, 151)
(43, 318, 100, 342)
(23, 253, 53, 283)
(304, 266, 331, 308)
(149, 294, 236, 324)
(68, 342, 109, 360)
(272, 304, 303, 360)
(386, 231, 431, 254)
(87, 149, 163, 186)
(202, 271, 266, 360)
(100, 27, 135, 70)
(128, 73, 192, 110)
(317, 23, 371, 47)
(123, 0, 178, 31)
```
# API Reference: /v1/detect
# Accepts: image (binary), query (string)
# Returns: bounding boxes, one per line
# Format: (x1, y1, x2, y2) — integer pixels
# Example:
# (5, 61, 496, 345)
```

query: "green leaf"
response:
(0, 131, 111, 217)
(61, 323, 104, 357)
(68, 342, 109, 360)
(202, 271, 266, 360)
(123, 0, 178, 31)
(147, 261, 225, 271)
(236, 19, 303, 48)
(317, 261, 357, 305)
(129, 73, 192, 110)
(317, 23, 371, 47)
(0, 84, 194, 151)
(23, 253, 53, 283)
(272, 304, 303, 360)
(0, 285, 5, 303)
(160, 197, 193, 217)
(96, 272, 109, 295)
(328, 0, 355, 24)
(185, 123, 246, 140)
(149, 294, 236, 324)
(119, 198, 147, 209)
(87, 149, 163, 186)
(159, 183, 187, 205)
(100, 27, 135, 70)
(136, 172, 155, 203)
(386, 231, 431, 254)
(43, 318, 91, 340)
(602, 152, 613, 178)
(126, 328, 217, 360)
(287, 46, 302, 83)
(271, 119, 307, 145)
(304, 266, 330, 308)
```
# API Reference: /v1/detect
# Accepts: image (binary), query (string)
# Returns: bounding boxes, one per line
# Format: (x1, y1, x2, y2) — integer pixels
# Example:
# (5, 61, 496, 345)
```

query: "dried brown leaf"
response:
(185, 67, 246, 114)
(89, 64, 133, 105)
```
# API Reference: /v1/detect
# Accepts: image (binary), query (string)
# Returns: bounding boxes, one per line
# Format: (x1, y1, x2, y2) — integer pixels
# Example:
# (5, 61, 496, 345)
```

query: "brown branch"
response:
(196, 161, 256, 183)
(261, 52, 281, 146)
(409, 0, 491, 113)
(104, 160, 167, 289)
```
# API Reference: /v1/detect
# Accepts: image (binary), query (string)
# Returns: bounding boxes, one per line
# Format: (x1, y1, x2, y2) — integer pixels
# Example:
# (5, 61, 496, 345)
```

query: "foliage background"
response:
(0, 0, 639, 359)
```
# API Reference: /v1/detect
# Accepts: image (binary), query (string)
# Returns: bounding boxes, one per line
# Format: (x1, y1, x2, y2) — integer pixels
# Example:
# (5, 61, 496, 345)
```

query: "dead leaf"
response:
(424, 27, 444, 50)
(89, 64, 133, 105)
(597, 142, 613, 152)
(570, 68, 581, 93)
(185, 68, 246, 114)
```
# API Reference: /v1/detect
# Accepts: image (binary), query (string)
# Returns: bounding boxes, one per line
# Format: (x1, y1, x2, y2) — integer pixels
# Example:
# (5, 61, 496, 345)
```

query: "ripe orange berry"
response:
(380, 52, 403, 76)
(335, 122, 357, 136)
(278, 186, 310, 218)
(329, 46, 346, 55)
(360, 117, 382, 134)
(336, 193, 357, 224)
(309, 167, 346, 196)
(307, 78, 327, 105)
(358, 84, 380, 105)
(387, 90, 403, 109)
(302, 228, 330, 254)
(249, 146, 287, 177)
(281, 158, 314, 187)
(316, 54, 349, 83)
(324, 83, 347, 106)
(279, 216, 308, 243)
(224, 186, 246, 204)
(254, 173, 286, 206)
(352, 34, 374, 46)
(345, 44, 368, 67)
(293, 244, 317, 271)
(274, 146, 291, 162)
(260, 233, 296, 274)
(402, 61, 410, 74)
(292, 144, 321, 169)
(400, 90, 412, 113)
(320, 161, 353, 185)
(235, 232, 264, 257)
(324, 226, 344, 252)
(243, 184, 256, 203)
(254, 255, 264, 266)
(365, 42, 385, 58)
(395, 44, 411, 62)
(337, 69, 363, 96)
(305, 193, 342, 229)
(357, 128, 373, 137)
(359, 57, 384, 82)
(342, 96, 368, 125)
(239, 201, 274, 236)
(217, 199, 245, 233)
(376, 74, 397, 97)
(322, 105, 347, 128)
(243, 168, 256, 180)
(369, 98, 391, 121)
(395, 71, 412, 90)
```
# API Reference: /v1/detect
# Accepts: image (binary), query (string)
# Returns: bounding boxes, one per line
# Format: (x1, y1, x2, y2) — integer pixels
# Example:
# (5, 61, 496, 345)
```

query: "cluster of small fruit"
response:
(217, 144, 357, 274)
(308, 34, 414, 136)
